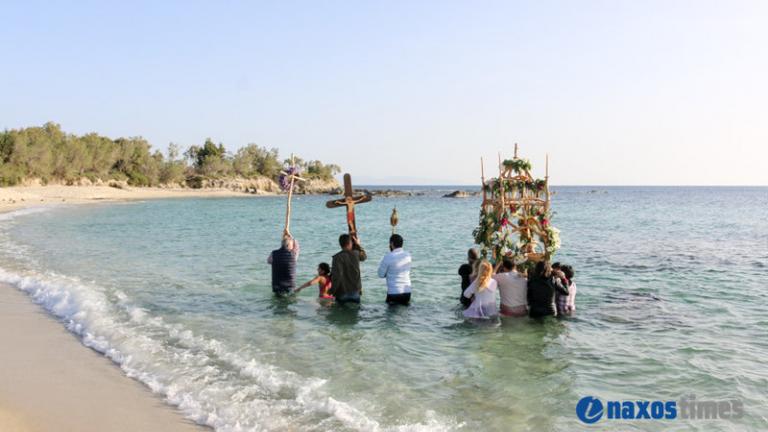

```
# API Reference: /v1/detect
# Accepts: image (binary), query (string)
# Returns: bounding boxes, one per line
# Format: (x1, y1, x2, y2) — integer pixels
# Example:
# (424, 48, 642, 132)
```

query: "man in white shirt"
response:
(493, 259, 528, 317)
(377, 234, 412, 306)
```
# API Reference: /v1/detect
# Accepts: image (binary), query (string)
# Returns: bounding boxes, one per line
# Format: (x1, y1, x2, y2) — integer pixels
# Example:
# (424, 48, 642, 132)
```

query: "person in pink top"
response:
(562, 264, 577, 314)
(295, 263, 334, 300)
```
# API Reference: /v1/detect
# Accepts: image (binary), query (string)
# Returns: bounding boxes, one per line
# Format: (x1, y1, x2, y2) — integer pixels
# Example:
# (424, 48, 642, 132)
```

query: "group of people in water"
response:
(268, 231, 577, 318)
(268, 231, 412, 306)
(458, 248, 577, 318)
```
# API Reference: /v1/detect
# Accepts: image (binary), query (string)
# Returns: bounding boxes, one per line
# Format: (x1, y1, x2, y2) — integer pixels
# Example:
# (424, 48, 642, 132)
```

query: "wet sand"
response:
(0, 187, 221, 431)
(0, 282, 208, 432)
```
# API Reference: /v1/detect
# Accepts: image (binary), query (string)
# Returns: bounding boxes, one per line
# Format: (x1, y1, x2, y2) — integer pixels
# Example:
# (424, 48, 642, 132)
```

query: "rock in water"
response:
(443, 190, 469, 198)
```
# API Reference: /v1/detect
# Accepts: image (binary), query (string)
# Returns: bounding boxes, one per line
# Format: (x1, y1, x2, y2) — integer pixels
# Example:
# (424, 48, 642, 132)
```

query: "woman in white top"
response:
(462, 260, 498, 319)
(493, 259, 528, 317)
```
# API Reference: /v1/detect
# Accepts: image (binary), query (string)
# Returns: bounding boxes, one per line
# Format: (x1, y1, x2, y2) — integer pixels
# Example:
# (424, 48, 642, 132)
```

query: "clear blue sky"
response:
(2, 1, 766, 185)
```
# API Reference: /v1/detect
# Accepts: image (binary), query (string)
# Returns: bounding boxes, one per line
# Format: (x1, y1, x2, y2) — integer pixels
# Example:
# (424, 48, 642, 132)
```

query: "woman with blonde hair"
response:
(462, 260, 499, 319)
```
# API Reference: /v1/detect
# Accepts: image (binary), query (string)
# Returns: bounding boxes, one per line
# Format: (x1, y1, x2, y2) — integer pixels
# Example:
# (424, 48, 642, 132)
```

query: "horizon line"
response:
(355, 183, 768, 187)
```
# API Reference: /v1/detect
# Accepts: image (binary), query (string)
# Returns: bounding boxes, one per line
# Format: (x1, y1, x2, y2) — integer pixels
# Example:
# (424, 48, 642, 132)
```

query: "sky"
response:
(1, 1, 766, 185)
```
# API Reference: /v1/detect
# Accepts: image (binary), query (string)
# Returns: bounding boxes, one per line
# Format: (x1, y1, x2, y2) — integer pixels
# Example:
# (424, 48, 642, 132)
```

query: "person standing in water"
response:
(294, 262, 333, 299)
(560, 264, 577, 315)
(267, 231, 300, 296)
(493, 259, 528, 317)
(377, 234, 412, 306)
(329, 233, 367, 304)
(458, 248, 479, 308)
(527, 260, 568, 318)
(462, 260, 499, 318)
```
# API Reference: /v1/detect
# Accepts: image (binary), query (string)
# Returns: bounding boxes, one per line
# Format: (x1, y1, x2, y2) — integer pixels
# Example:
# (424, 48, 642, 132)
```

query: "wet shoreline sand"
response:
(0, 187, 218, 431)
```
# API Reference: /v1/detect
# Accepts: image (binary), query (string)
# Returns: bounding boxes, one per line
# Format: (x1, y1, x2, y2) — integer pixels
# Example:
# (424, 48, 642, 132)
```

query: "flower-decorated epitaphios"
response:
(475, 145, 560, 268)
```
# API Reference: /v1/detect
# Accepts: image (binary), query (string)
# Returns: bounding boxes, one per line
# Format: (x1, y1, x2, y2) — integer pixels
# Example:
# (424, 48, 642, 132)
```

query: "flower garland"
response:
(279, 166, 301, 191)
(473, 206, 520, 261)
(474, 174, 560, 264)
(502, 158, 532, 173)
(483, 177, 548, 196)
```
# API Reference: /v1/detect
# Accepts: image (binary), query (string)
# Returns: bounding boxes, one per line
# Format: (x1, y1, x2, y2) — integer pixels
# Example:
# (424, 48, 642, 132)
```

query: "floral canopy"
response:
(473, 145, 560, 271)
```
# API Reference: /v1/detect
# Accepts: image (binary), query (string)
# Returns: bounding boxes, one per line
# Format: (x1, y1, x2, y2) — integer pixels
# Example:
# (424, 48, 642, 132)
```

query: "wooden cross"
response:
(325, 173, 372, 236)
(281, 154, 305, 235)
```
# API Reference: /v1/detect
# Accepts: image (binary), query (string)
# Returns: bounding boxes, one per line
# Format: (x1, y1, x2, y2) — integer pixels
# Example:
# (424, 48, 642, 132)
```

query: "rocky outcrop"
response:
(184, 176, 279, 194)
(352, 189, 423, 198)
(298, 178, 342, 195)
(442, 190, 479, 198)
(20, 177, 108, 187)
(183, 176, 341, 195)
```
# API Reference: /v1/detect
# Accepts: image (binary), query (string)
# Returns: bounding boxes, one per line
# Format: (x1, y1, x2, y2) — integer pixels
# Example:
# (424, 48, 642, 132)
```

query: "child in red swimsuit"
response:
(295, 263, 334, 299)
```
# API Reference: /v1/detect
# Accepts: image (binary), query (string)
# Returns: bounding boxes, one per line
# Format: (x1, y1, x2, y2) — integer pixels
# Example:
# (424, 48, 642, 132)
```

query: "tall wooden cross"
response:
(325, 173, 372, 236)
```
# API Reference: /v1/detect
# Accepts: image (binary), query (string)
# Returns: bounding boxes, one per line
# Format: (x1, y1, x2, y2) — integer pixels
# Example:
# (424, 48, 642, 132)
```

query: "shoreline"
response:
(0, 188, 222, 431)
(0, 185, 270, 215)
(0, 282, 208, 432)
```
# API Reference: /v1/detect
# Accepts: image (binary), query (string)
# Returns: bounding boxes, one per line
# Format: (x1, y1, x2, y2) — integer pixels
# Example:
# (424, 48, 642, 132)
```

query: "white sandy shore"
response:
(0, 186, 238, 431)
(0, 185, 264, 214)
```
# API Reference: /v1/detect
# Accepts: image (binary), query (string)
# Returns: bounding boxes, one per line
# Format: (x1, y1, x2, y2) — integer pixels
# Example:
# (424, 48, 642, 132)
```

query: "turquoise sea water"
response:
(0, 186, 766, 431)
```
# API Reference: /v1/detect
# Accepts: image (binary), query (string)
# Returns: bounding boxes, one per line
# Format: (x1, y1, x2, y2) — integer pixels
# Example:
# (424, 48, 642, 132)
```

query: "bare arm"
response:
(493, 261, 502, 274)
(554, 277, 569, 296)
(294, 275, 321, 293)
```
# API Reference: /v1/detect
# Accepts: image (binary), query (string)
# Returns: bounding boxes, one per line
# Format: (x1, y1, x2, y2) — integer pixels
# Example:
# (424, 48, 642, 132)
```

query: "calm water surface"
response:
(0, 186, 766, 431)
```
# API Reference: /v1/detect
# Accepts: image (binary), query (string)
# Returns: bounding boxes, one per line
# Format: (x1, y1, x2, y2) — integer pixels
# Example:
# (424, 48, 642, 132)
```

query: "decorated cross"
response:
(325, 173, 372, 236)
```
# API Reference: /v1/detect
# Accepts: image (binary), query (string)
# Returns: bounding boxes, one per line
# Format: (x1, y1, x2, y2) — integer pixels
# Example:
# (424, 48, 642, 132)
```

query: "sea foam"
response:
(0, 265, 452, 431)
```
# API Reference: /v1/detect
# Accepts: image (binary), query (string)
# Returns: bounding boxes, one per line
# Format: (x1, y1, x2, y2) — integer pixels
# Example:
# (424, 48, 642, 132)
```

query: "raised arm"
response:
(358, 246, 367, 262)
(493, 261, 503, 274)
(291, 238, 300, 260)
(553, 277, 569, 296)
(352, 235, 367, 262)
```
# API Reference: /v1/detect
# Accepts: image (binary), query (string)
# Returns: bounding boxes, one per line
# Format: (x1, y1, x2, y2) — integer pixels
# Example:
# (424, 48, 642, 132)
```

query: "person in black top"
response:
(330, 234, 367, 304)
(267, 232, 300, 296)
(458, 248, 479, 308)
(527, 260, 568, 318)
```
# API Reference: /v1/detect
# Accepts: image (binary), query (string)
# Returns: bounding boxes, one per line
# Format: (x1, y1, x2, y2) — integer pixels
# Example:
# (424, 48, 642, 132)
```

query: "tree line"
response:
(0, 122, 340, 187)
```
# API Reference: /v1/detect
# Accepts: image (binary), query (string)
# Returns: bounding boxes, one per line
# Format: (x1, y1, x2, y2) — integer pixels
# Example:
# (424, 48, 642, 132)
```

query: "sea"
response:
(0, 186, 766, 431)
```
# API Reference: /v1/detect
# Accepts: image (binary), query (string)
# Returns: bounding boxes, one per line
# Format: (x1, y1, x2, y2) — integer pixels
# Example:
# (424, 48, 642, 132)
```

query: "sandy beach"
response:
(0, 185, 262, 214)
(0, 186, 239, 432)
(0, 282, 208, 432)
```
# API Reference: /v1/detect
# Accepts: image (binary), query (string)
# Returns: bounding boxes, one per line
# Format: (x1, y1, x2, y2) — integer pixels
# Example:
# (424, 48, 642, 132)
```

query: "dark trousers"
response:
(273, 287, 292, 297)
(386, 292, 411, 306)
(336, 293, 361, 304)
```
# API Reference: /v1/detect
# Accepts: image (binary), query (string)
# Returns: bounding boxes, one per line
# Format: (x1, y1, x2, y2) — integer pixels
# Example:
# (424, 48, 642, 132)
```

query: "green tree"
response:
(0, 123, 341, 187)
(158, 143, 186, 184)
(233, 144, 281, 178)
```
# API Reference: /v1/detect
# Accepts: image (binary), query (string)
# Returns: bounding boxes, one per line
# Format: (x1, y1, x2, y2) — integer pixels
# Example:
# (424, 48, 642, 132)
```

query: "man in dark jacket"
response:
(267, 232, 300, 295)
(330, 233, 367, 304)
